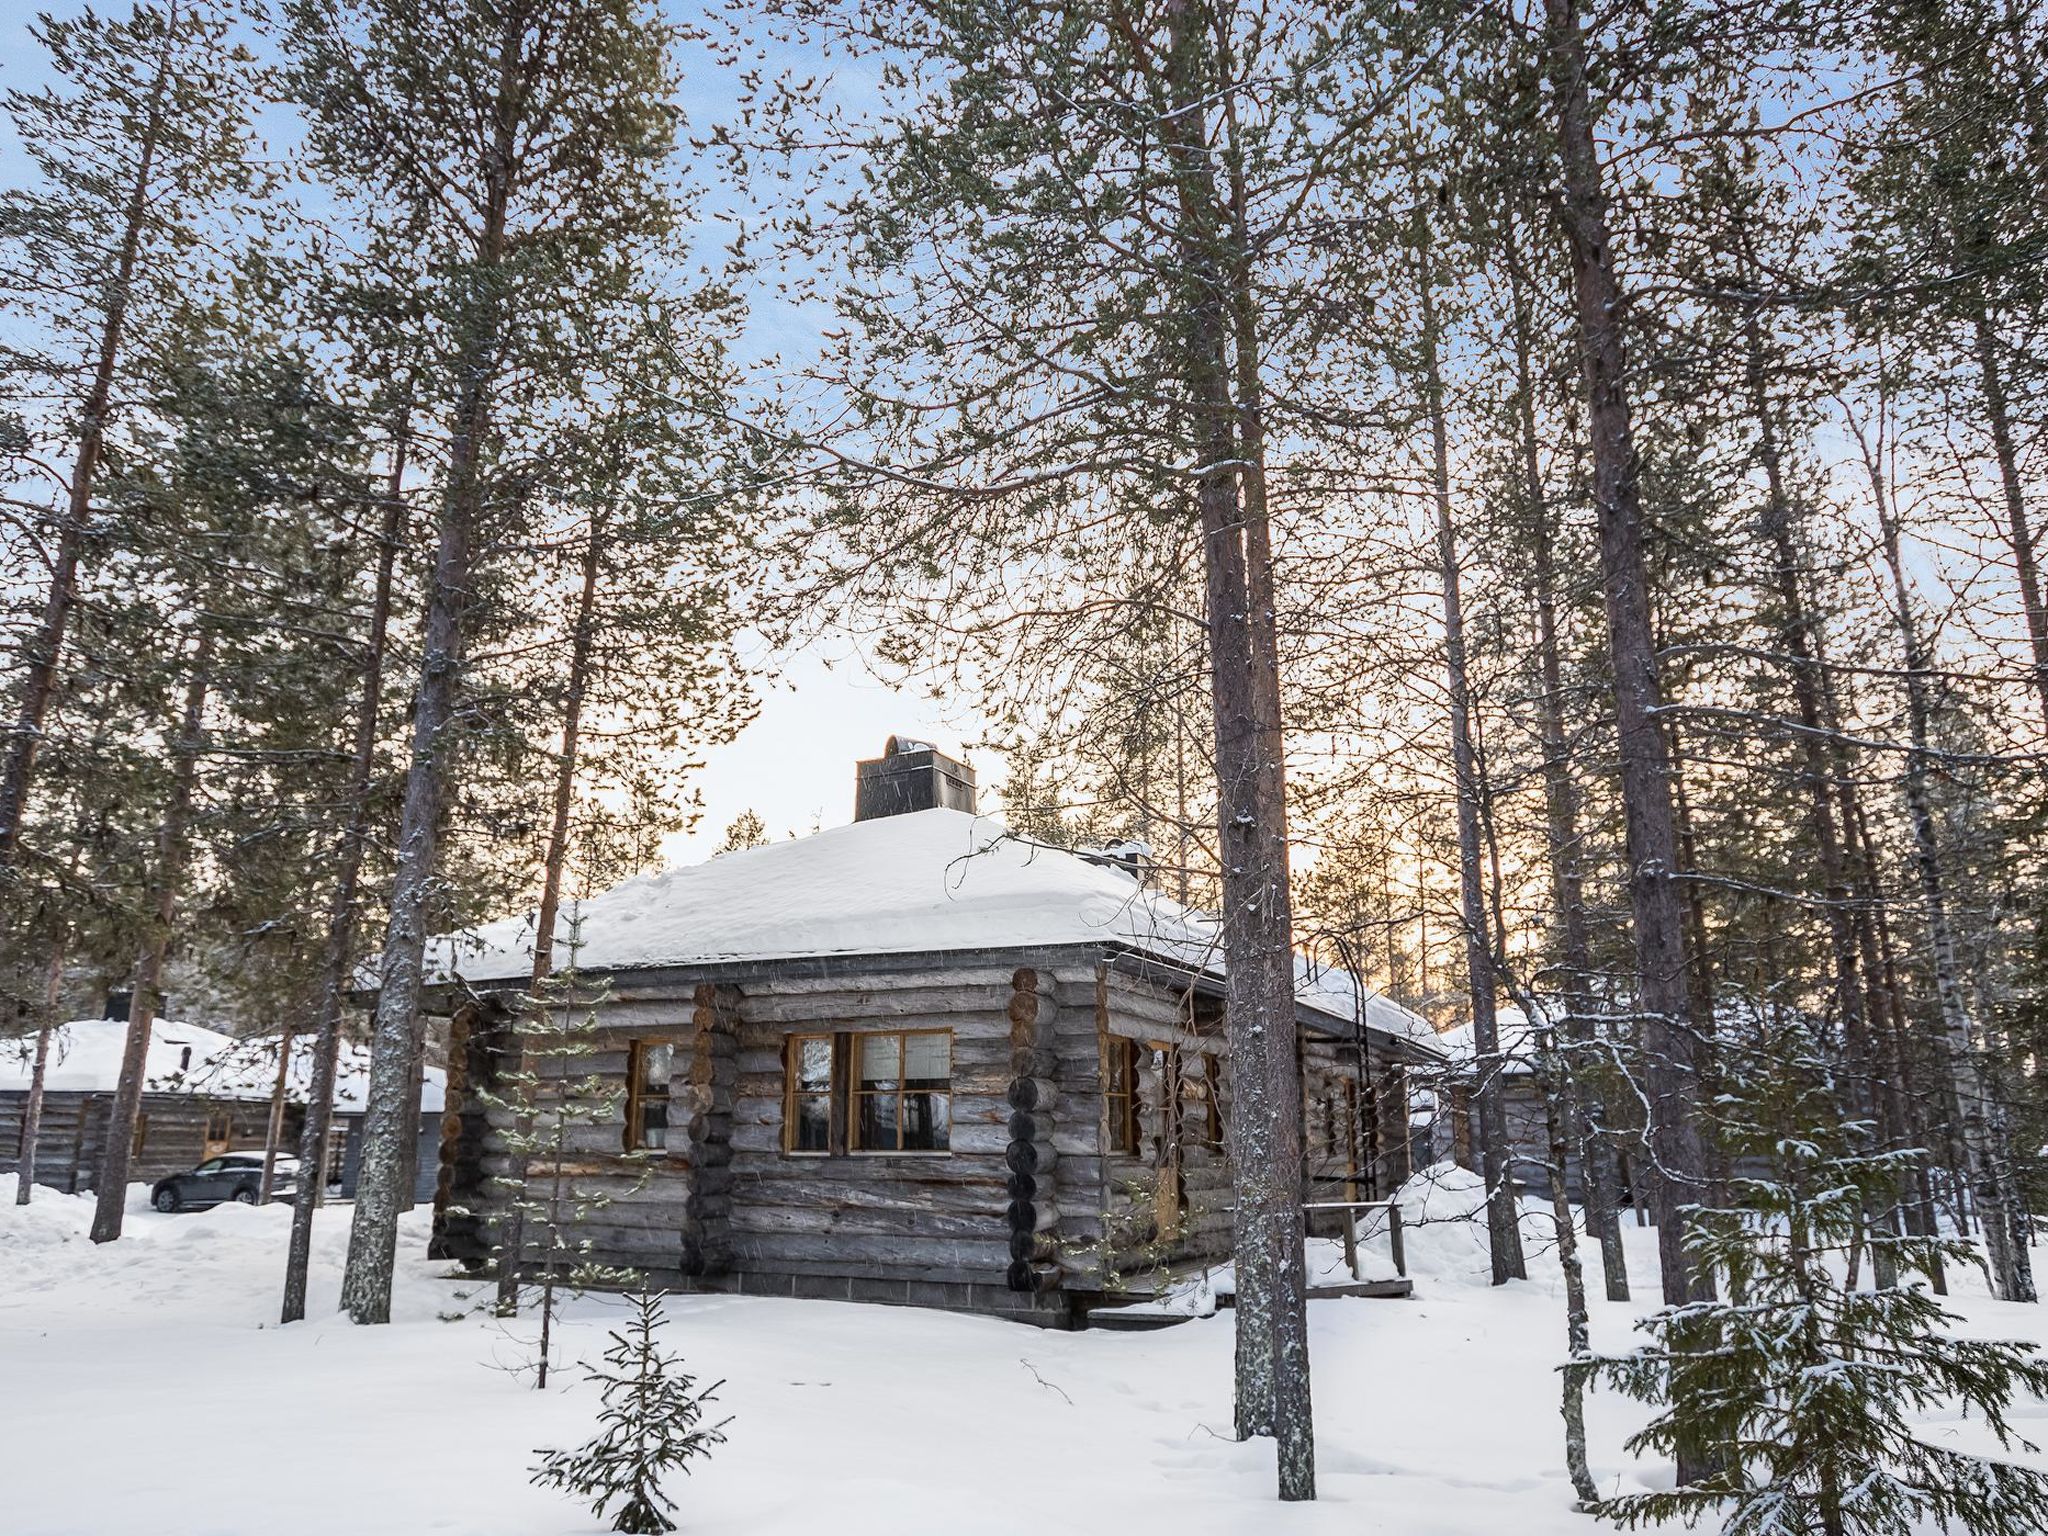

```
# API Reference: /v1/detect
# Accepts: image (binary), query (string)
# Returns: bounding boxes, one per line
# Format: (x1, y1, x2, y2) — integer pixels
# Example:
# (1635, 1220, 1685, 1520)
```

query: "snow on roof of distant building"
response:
(423, 808, 1439, 1047)
(1430, 1007, 1546, 1075)
(0, 1018, 445, 1113)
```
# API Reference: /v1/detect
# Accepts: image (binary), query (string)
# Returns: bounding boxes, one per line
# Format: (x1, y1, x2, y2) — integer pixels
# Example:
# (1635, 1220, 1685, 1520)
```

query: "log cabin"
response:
(422, 740, 1443, 1326)
(1, 1015, 445, 1202)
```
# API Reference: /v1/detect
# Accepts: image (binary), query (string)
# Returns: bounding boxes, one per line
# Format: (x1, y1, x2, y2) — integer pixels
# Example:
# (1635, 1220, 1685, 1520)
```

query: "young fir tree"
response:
(530, 1285, 730, 1535)
(480, 912, 646, 1386)
(1594, 1020, 2048, 1536)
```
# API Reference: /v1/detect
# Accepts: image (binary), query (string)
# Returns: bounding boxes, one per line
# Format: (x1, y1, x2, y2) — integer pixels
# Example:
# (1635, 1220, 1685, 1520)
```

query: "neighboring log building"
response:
(1, 1015, 444, 1202)
(422, 740, 1441, 1326)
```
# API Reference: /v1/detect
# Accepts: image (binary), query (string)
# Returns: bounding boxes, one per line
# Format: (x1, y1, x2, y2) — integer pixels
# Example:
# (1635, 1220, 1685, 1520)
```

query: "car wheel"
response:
(153, 1188, 180, 1213)
(233, 1186, 258, 1205)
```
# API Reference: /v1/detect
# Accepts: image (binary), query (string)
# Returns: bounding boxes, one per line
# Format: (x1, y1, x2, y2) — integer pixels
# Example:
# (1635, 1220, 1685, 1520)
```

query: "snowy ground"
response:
(3, 1169, 2045, 1536)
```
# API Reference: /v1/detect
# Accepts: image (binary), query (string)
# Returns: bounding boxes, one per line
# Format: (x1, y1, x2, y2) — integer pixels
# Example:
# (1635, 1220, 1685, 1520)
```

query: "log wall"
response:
(438, 950, 1428, 1324)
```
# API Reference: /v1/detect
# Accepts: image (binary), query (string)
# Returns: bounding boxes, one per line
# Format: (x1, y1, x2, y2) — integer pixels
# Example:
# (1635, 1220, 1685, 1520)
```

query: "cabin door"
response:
(202, 1108, 233, 1160)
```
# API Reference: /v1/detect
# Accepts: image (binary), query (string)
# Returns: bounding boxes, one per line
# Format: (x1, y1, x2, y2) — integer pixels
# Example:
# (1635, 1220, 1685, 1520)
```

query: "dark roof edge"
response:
(405, 939, 1431, 1057)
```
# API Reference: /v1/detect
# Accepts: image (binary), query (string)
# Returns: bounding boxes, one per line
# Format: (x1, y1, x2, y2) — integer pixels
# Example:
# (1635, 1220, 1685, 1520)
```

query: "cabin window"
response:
(131, 1114, 149, 1157)
(785, 1034, 835, 1155)
(782, 1029, 953, 1156)
(1193, 1052, 1225, 1152)
(1104, 1035, 1140, 1154)
(624, 1040, 672, 1152)
(852, 1030, 952, 1153)
(204, 1109, 232, 1149)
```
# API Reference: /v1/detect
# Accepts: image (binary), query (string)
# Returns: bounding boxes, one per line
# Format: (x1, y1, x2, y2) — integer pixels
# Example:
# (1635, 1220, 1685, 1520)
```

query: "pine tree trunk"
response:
(1968, 309, 2048, 732)
(1538, 1034, 1601, 1506)
(90, 627, 213, 1244)
(1539, 0, 1713, 1317)
(1178, 4, 1312, 1496)
(257, 1025, 295, 1206)
(1508, 256, 1630, 1302)
(0, 8, 177, 868)
(14, 943, 65, 1204)
(341, 38, 518, 1322)
(1740, 303, 1901, 1279)
(496, 511, 606, 1314)
(282, 419, 407, 1324)
(1420, 233, 1524, 1284)
(1869, 457, 2034, 1302)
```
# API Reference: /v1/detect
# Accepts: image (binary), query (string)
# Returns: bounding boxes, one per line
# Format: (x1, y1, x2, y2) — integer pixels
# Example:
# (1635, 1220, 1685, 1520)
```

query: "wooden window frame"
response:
(782, 1029, 954, 1158)
(623, 1039, 673, 1154)
(1104, 1034, 1140, 1155)
(783, 1032, 837, 1156)
(849, 1028, 952, 1156)
(1196, 1051, 1225, 1152)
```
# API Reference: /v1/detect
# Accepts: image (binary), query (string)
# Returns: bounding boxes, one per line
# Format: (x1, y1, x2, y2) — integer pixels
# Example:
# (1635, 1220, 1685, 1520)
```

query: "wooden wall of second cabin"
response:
(0, 1092, 290, 1193)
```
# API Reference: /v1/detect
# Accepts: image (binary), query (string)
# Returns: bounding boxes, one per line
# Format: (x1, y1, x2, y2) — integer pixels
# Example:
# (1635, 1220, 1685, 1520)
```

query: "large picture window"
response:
(852, 1030, 951, 1153)
(624, 1040, 672, 1152)
(782, 1029, 952, 1156)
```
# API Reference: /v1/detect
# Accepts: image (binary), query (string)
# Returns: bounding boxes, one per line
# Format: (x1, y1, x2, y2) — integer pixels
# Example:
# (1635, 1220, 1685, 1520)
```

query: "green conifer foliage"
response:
(530, 1286, 730, 1535)
(1595, 1024, 2048, 1535)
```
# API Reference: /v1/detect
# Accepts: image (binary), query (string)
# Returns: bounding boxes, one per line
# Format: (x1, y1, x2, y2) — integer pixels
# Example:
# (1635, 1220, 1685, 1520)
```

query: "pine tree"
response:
(530, 1286, 730, 1535)
(0, 0, 264, 874)
(1595, 1020, 2048, 1536)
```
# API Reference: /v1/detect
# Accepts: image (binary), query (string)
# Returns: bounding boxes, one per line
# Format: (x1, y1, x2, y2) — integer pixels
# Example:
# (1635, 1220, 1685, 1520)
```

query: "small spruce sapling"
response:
(1593, 1021, 2048, 1536)
(531, 1286, 730, 1534)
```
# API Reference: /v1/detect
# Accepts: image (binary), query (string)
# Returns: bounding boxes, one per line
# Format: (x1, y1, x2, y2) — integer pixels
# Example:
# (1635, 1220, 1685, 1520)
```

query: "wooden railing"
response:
(1302, 1198, 1405, 1283)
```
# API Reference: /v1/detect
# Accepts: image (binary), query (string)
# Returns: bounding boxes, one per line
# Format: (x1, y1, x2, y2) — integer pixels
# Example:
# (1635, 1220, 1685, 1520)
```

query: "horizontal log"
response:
(1005, 1198, 1059, 1233)
(730, 1231, 1011, 1271)
(1006, 1260, 1062, 1294)
(728, 1204, 1002, 1240)
(1005, 1139, 1055, 1175)
(1006, 1077, 1057, 1112)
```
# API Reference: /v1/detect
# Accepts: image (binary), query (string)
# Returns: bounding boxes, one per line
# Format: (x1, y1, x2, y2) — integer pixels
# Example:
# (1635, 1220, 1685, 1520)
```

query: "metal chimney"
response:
(854, 736, 979, 821)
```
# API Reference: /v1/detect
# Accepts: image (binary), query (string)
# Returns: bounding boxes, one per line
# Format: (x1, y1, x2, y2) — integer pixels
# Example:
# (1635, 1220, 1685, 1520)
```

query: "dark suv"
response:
(150, 1152, 297, 1212)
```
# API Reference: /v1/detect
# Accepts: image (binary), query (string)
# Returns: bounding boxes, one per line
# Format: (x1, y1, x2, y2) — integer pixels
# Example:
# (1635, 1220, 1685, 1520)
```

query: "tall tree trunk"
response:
(257, 1026, 295, 1206)
(495, 509, 607, 1314)
(1507, 251, 1629, 1302)
(1539, 0, 1713, 1315)
(281, 420, 408, 1323)
(14, 942, 66, 1204)
(1739, 299, 1897, 1280)
(1419, 226, 1524, 1284)
(90, 627, 214, 1243)
(1168, 0, 1313, 1497)
(0, 4, 177, 867)
(1969, 309, 2048, 731)
(340, 29, 518, 1322)
(1867, 459, 2036, 1303)
(1537, 1031, 1601, 1507)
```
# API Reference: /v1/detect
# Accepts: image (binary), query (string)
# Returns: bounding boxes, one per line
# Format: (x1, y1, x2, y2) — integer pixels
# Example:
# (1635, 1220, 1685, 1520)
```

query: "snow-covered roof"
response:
(427, 808, 1438, 1047)
(0, 1018, 445, 1113)
(1432, 1012, 1535, 1076)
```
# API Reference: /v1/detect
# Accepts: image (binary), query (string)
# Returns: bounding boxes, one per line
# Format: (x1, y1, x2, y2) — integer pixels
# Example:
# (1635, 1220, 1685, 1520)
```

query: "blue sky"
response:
(0, 3, 999, 865)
